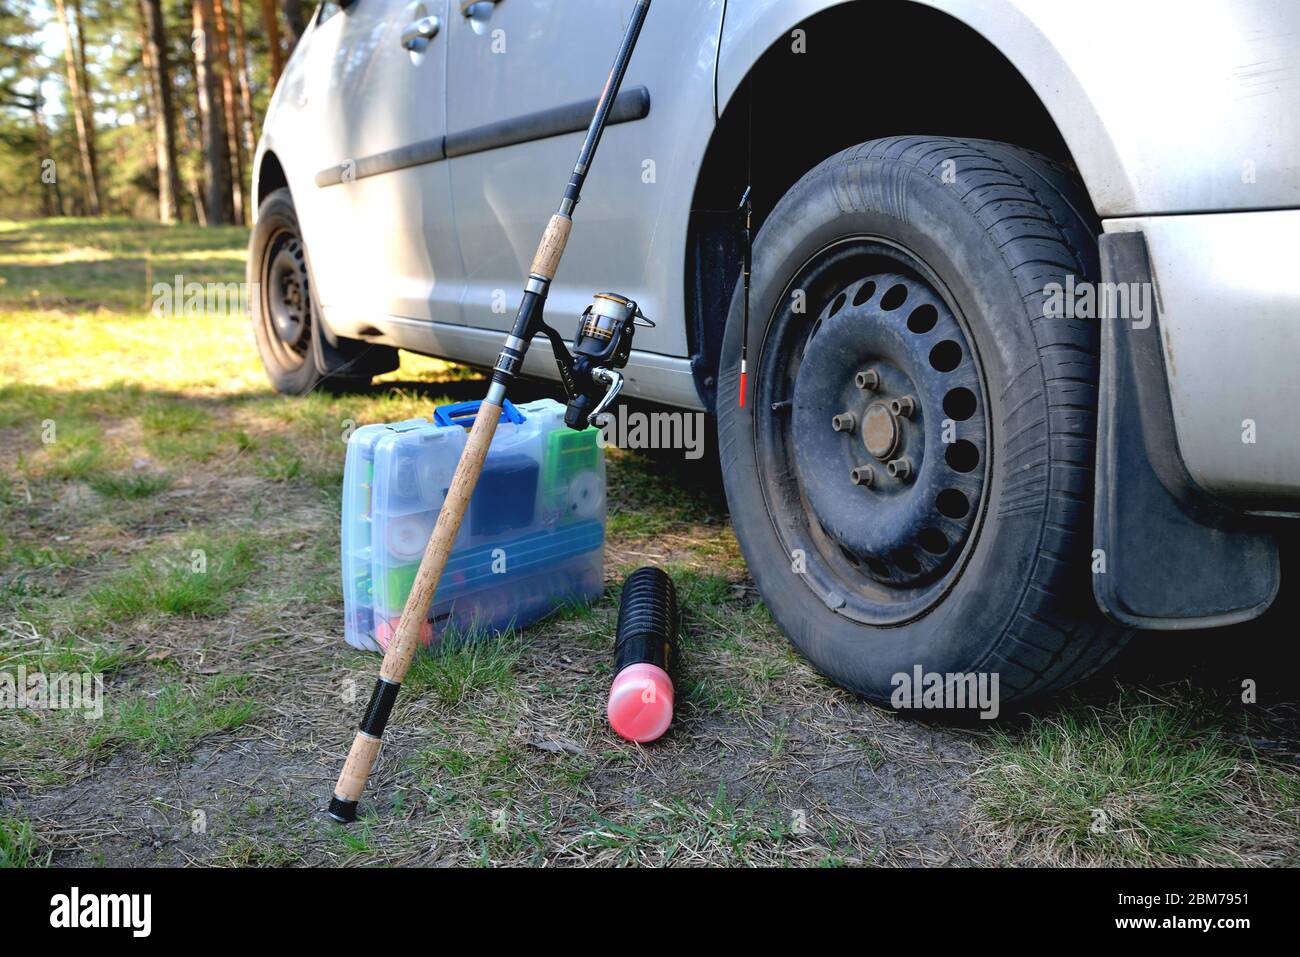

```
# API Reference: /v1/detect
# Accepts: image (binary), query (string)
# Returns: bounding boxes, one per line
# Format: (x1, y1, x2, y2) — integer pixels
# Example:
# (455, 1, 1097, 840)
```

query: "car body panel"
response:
(444, 0, 723, 361)
(1105, 209, 1300, 506)
(718, 0, 1300, 218)
(256, 0, 463, 345)
(254, 0, 1300, 504)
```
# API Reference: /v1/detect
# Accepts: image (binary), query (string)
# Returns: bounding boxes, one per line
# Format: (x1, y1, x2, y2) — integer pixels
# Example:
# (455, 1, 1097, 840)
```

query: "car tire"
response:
(718, 136, 1129, 711)
(249, 187, 398, 396)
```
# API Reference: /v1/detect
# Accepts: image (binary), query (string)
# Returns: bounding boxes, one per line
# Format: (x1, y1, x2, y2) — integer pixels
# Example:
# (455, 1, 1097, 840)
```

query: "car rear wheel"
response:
(718, 136, 1129, 711)
(249, 187, 397, 395)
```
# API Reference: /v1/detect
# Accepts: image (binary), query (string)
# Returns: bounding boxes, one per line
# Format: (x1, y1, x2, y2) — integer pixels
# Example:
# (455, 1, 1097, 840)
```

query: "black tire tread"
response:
(794, 135, 1128, 701)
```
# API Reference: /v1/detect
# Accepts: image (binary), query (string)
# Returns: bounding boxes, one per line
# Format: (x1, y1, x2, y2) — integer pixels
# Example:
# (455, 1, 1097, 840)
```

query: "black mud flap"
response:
(1093, 232, 1279, 629)
(311, 315, 399, 380)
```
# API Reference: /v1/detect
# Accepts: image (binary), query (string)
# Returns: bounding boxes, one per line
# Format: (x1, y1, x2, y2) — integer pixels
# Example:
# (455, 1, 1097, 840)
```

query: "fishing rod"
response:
(329, 0, 653, 824)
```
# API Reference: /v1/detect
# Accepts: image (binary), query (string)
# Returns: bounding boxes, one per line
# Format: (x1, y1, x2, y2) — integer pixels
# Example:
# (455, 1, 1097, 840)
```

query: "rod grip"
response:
(379, 401, 503, 682)
(330, 402, 504, 822)
(332, 731, 382, 813)
(529, 213, 572, 281)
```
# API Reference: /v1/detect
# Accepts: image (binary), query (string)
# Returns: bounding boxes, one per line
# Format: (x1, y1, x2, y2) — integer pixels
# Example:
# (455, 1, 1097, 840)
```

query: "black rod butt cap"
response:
(327, 796, 358, 824)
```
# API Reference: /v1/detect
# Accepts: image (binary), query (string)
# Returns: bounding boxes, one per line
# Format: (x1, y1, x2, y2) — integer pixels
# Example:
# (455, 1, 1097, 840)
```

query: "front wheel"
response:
(719, 136, 1128, 711)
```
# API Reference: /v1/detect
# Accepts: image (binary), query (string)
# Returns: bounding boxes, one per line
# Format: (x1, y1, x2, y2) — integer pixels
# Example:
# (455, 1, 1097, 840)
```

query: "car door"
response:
(298, 0, 465, 346)
(443, 0, 693, 368)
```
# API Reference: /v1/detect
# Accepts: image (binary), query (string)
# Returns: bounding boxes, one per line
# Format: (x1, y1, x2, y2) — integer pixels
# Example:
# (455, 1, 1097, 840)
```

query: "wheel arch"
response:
(249, 149, 347, 352)
(253, 149, 290, 222)
(685, 0, 1104, 411)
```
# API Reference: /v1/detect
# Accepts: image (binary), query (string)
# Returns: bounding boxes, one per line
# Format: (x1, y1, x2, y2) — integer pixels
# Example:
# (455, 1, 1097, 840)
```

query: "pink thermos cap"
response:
(607, 662, 674, 743)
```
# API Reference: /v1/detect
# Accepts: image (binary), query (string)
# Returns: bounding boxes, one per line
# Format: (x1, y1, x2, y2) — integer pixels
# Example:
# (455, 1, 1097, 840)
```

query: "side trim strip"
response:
(314, 85, 650, 187)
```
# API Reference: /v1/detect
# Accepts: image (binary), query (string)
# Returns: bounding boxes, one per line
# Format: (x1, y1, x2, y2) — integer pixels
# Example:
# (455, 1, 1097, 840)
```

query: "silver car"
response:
(248, 0, 1300, 708)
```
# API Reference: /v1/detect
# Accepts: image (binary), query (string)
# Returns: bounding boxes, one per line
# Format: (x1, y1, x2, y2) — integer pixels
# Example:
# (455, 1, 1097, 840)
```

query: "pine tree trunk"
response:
(259, 0, 284, 87)
(136, 13, 156, 135)
(52, 0, 100, 215)
(30, 96, 65, 217)
(141, 0, 182, 223)
(71, 0, 101, 210)
(193, 0, 233, 224)
(212, 0, 246, 224)
(231, 0, 257, 168)
(180, 32, 207, 224)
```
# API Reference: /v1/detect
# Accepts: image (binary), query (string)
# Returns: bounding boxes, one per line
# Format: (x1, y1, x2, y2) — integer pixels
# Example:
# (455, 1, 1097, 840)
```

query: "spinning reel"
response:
(539, 292, 653, 431)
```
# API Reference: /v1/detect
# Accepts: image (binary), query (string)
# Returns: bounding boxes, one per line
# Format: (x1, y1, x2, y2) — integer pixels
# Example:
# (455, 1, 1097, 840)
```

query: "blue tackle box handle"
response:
(432, 398, 526, 428)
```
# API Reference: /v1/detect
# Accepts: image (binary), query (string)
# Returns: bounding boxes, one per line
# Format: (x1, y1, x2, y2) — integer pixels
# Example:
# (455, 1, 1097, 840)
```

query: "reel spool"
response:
(574, 293, 644, 368)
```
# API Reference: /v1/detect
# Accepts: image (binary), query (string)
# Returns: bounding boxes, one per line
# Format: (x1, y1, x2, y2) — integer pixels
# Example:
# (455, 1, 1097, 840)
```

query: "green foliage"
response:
(87, 675, 258, 757)
(403, 630, 523, 706)
(973, 697, 1262, 865)
(89, 534, 260, 621)
(0, 815, 49, 868)
(0, 0, 313, 220)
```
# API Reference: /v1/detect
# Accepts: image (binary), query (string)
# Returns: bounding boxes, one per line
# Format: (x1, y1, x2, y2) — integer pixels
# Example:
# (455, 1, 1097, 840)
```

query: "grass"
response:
(970, 694, 1295, 866)
(0, 633, 134, 676)
(88, 535, 260, 621)
(142, 403, 212, 435)
(87, 675, 258, 758)
(0, 216, 1296, 868)
(0, 815, 49, 868)
(141, 403, 222, 462)
(33, 424, 105, 480)
(570, 784, 791, 866)
(403, 629, 524, 706)
(87, 471, 174, 500)
(212, 836, 304, 868)
(409, 733, 531, 803)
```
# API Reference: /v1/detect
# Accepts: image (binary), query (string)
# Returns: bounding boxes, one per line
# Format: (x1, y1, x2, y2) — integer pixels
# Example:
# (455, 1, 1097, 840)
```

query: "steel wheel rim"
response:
(260, 228, 311, 369)
(753, 237, 992, 626)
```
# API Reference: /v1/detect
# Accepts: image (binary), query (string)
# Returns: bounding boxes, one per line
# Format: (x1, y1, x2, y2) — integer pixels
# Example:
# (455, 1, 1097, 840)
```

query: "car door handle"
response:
(460, 0, 500, 17)
(401, 15, 442, 50)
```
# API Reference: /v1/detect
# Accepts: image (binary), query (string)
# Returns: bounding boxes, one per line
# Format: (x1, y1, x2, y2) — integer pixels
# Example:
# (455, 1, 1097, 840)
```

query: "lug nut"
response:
(831, 412, 857, 433)
(851, 465, 875, 487)
(886, 457, 913, 481)
(890, 396, 916, 418)
(855, 369, 880, 392)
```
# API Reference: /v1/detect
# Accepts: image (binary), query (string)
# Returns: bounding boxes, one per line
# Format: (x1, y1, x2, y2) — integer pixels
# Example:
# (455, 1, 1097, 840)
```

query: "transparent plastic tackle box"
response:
(341, 398, 606, 652)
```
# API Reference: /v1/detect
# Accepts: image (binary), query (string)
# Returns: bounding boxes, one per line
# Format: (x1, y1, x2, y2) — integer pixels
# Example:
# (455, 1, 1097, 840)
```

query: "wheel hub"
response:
(861, 401, 899, 460)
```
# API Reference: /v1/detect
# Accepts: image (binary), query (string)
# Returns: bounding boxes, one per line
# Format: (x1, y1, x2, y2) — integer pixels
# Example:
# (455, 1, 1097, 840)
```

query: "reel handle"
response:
(590, 366, 624, 426)
(561, 361, 625, 431)
(589, 368, 624, 423)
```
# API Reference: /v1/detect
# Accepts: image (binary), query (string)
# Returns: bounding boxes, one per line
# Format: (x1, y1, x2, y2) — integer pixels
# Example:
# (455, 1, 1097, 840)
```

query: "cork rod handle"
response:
(330, 404, 503, 812)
